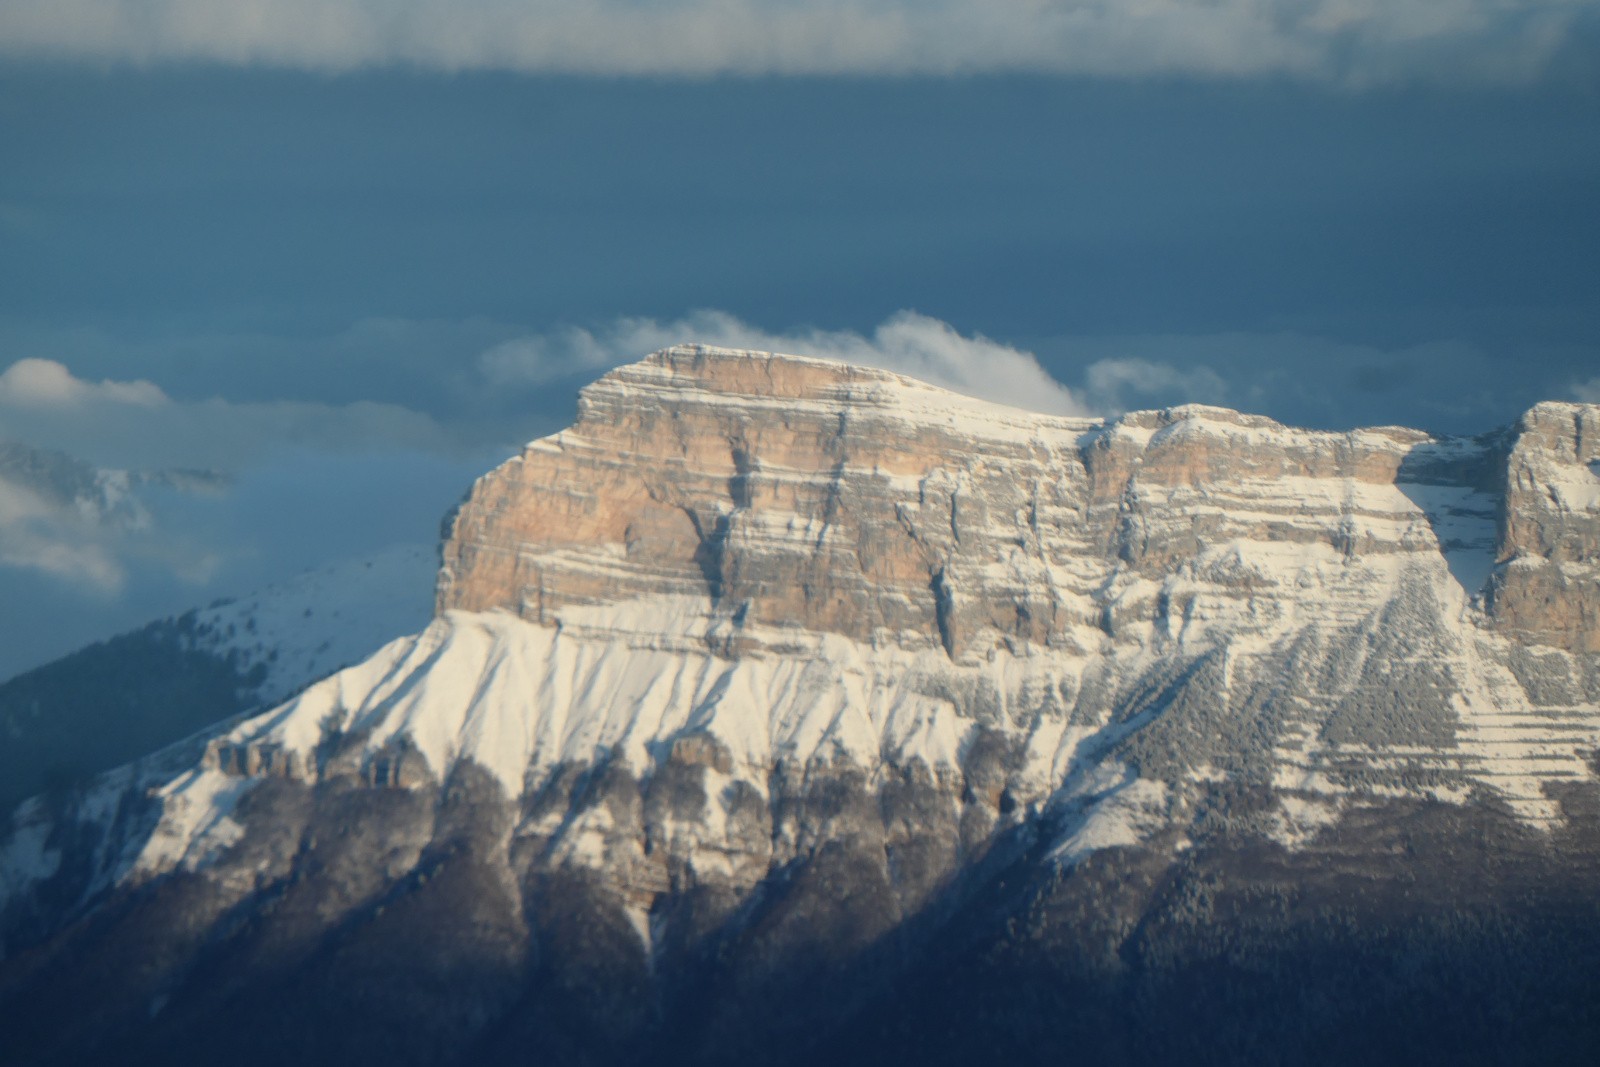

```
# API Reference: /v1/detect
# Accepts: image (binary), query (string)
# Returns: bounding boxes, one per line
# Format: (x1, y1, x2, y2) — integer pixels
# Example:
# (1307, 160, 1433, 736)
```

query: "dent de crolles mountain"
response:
(3, 346, 1599, 1066)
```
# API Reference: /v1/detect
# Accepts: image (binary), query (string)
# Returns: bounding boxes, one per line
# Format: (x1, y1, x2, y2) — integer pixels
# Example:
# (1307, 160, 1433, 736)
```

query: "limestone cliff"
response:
(438, 347, 1511, 660)
(1490, 401, 1600, 653)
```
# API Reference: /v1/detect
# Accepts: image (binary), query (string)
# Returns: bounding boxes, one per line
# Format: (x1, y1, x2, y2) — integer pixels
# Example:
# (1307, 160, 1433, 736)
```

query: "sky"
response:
(0, 0, 1598, 676)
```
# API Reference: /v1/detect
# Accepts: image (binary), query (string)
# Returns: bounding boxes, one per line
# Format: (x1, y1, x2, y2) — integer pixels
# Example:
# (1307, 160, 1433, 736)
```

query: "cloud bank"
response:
(0, 358, 458, 471)
(0, 358, 166, 409)
(2, 0, 1595, 84)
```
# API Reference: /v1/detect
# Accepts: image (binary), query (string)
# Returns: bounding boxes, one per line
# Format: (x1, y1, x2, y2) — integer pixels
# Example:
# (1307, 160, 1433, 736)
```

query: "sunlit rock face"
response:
(1490, 401, 1600, 653)
(439, 346, 1508, 661)
(3, 348, 1599, 1067)
(424, 346, 1600, 820)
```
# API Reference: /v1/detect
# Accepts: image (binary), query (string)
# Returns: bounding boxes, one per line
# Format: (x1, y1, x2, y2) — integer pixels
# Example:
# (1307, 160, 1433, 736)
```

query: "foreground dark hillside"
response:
(4, 764, 1598, 1067)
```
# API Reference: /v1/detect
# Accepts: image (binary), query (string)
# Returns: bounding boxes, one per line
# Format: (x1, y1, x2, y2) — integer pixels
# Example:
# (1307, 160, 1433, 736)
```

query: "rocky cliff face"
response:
(429, 347, 1598, 815)
(3, 348, 1599, 1066)
(439, 348, 1491, 660)
(1490, 401, 1600, 653)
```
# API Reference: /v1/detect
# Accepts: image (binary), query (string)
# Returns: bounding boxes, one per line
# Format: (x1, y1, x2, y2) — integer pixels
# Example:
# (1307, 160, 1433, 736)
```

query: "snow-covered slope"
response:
(0, 544, 436, 813)
(181, 542, 440, 708)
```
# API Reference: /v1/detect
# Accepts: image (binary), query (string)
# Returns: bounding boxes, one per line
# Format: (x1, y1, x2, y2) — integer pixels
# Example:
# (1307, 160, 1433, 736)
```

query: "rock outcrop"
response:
(1490, 401, 1600, 653)
(438, 347, 1513, 660)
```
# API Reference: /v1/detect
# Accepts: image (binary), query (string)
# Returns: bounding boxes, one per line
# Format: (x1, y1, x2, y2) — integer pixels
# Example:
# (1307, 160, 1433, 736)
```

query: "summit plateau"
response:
(3, 346, 1600, 1066)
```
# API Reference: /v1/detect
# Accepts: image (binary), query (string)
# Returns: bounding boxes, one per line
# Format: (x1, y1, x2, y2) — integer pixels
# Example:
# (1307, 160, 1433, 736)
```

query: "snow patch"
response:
(1049, 777, 1170, 866)
(132, 768, 257, 878)
(188, 543, 436, 707)
(1270, 794, 1342, 850)
(0, 801, 61, 906)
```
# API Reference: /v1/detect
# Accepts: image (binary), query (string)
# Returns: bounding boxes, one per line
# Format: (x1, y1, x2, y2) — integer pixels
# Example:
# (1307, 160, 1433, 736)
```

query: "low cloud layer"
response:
(0, 472, 128, 593)
(2, 0, 1595, 84)
(0, 358, 459, 471)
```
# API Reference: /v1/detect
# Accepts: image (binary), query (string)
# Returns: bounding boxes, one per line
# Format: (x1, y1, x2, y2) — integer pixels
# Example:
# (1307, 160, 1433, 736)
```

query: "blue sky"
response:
(0, 1, 1597, 675)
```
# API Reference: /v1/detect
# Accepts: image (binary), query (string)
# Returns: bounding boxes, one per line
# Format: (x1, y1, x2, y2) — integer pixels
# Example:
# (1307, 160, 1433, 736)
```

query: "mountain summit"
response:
(4, 347, 1600, 1065)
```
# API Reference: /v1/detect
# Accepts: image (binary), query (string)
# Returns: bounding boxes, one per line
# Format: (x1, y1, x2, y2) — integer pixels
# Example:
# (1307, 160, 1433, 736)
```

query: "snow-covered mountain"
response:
(3, 348, 1599, 1066)
(0, 544, 436, 813)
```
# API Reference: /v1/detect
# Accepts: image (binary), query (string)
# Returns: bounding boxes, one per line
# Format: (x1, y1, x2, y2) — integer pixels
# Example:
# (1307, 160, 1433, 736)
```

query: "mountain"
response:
(0, 544, 437, 814)
(3, 347, 1599, 1065)
(0, 439, 231, 681)
(0, 441, 226, 534)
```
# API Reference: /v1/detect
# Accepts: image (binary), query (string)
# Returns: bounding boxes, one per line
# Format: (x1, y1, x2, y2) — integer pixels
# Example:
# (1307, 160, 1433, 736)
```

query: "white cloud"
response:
(0, 358, 167, 409)
(0, 357, 457, 471)
(481, 309, 1091, 416)
(0, 0, 1593, 84)
(0, 473, 133, 594)
(1573, 378, 1600, 403)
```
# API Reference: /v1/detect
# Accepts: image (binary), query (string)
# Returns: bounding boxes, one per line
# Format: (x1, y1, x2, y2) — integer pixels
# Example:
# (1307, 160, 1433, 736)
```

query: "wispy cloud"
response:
(480, 309, 1092, 416)
(1080, 357, 1229, 414)
(0, 473, 119, 589)
(1572, 377, 1600, 404)
(1, 0, 1594, 84)
(0, 357, 457, 471)
(0, 443, 205, 595)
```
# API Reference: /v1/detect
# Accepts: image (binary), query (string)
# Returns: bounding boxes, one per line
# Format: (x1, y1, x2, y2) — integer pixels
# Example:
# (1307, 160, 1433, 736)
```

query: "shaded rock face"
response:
(3, 349, 1600, 1065)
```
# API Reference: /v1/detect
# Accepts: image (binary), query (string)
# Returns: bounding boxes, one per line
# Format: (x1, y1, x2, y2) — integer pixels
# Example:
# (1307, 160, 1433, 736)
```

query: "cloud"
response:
(0, 0, 1594, 84)
(0, 356, 486, 657)
(0, 464, 143, 595)
(1573, 378, 1600, 403)
(0, 358, 166, 409)
(481, 309, 1091, 416)
(1027, 330, 1545, 431)
(0, 357, 459, 471)
(0, 432, 494, 680)
(1080, 358, 1230, 414)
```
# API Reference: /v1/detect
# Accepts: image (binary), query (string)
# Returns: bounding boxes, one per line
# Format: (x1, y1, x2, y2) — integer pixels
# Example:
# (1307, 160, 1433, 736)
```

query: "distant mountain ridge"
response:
(2, 348, 1598, 1065)
(0, 441, 226, 529)
(0, 544, 436, 813)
